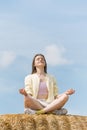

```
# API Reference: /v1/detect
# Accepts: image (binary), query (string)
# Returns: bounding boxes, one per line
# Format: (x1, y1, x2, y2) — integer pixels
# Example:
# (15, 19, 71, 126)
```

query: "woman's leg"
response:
(19, 88, 44, 110)
(24, 95, 44, 110)
(36, 93, 69, 114)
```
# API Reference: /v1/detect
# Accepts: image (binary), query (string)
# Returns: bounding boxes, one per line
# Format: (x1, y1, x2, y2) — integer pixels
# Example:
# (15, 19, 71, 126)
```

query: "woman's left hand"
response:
(65, 89, 75, 95)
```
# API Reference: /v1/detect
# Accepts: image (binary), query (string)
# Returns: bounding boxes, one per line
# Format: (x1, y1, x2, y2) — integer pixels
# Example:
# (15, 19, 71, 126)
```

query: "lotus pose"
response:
(19, 54, 75, 114)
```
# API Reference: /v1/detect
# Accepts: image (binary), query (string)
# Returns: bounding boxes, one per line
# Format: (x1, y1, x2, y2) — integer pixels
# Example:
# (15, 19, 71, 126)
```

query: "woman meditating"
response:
(19, 54, 75, 114)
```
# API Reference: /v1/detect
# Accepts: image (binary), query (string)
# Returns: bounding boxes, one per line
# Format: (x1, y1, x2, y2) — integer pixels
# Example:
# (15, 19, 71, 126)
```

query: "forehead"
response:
(35, 55, 45, 60)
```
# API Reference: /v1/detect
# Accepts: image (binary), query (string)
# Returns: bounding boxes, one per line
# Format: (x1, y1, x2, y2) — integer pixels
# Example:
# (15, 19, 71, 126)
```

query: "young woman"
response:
(19, 54, 75, 114)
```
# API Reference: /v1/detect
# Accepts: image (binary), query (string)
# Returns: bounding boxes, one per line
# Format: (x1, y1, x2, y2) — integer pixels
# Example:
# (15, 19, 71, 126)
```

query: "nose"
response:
(39, 58, 42, 61)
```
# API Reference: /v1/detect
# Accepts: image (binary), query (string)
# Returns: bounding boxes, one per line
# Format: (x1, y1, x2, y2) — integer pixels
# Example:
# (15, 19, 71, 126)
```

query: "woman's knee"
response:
(24, 95, 31, 101)
(24, 96, 30, 106)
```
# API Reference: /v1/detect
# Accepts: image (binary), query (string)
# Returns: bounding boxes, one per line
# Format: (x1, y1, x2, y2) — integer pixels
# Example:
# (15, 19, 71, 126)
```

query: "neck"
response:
(36, 68, 45, 75)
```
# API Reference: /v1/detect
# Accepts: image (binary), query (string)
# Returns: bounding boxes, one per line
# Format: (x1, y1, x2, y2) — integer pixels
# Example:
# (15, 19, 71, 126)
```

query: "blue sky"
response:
(0, 0, 87, 116)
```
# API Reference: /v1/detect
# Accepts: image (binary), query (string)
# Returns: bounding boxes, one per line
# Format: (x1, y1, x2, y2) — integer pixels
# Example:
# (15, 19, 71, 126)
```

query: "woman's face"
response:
(34, 55, 46, 68)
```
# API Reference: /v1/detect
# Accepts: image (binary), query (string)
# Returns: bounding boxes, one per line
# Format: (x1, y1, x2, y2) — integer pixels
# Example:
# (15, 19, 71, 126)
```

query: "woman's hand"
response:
(19, 88, 27, 96)
(65, 89, 75, 95)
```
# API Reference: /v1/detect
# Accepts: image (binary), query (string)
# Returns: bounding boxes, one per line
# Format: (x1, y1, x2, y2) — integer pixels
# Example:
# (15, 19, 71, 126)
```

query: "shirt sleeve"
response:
(53, 76, 58, 96)
(24, 75, 33, 96)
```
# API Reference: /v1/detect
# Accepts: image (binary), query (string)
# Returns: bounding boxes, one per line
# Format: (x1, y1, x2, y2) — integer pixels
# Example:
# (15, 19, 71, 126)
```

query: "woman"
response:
(19, 54, 75, 114)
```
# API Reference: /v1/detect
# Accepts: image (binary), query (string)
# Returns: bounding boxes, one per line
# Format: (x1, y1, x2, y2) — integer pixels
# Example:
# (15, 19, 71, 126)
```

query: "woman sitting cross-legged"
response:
(19, 54, 75, 115)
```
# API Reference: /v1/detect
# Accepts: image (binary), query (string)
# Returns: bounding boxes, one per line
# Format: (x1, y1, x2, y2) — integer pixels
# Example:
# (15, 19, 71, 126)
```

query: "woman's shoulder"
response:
(46, 73, 56, 79)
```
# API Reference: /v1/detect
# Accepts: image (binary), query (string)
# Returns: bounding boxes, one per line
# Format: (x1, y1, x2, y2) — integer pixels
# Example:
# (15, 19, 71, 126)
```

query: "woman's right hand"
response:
(19, 88, 27, 96)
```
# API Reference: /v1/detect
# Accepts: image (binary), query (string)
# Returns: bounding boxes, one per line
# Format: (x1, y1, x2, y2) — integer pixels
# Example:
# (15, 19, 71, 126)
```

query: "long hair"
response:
(31, 54, 47, 74)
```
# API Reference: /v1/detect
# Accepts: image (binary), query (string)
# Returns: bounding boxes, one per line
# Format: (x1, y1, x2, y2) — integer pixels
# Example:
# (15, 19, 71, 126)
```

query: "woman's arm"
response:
(55, 88, 75, 99)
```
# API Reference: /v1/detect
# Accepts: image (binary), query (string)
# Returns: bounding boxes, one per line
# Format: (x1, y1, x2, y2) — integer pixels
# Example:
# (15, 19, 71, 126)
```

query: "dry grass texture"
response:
(0, 114, 87, 130)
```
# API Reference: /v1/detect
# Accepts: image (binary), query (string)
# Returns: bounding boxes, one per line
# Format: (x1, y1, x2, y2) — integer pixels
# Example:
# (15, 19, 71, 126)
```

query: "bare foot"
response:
(19, 88, 27, 96)
(65, 89, 75, 95)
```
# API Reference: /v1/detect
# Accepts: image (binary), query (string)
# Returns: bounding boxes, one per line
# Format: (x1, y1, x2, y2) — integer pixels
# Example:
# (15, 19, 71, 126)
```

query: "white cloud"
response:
(0, 51, 16, 68)
(45, 44, 73, 66)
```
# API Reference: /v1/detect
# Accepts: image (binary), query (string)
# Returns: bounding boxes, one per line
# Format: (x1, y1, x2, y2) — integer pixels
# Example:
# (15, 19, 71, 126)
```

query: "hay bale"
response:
(0, 114, 87, 130)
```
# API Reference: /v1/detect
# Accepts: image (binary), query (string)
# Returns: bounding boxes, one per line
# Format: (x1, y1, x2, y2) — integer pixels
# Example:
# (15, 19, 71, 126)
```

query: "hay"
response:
(0, 114, 87, 130)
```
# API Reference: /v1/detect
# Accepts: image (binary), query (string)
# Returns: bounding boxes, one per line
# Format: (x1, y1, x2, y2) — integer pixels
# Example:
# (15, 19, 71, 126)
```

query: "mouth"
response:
(38, 62, 45, 65)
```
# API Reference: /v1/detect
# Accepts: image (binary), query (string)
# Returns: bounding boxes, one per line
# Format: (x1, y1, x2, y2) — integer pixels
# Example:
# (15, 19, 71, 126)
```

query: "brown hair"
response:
(31, 54, 47, 74)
